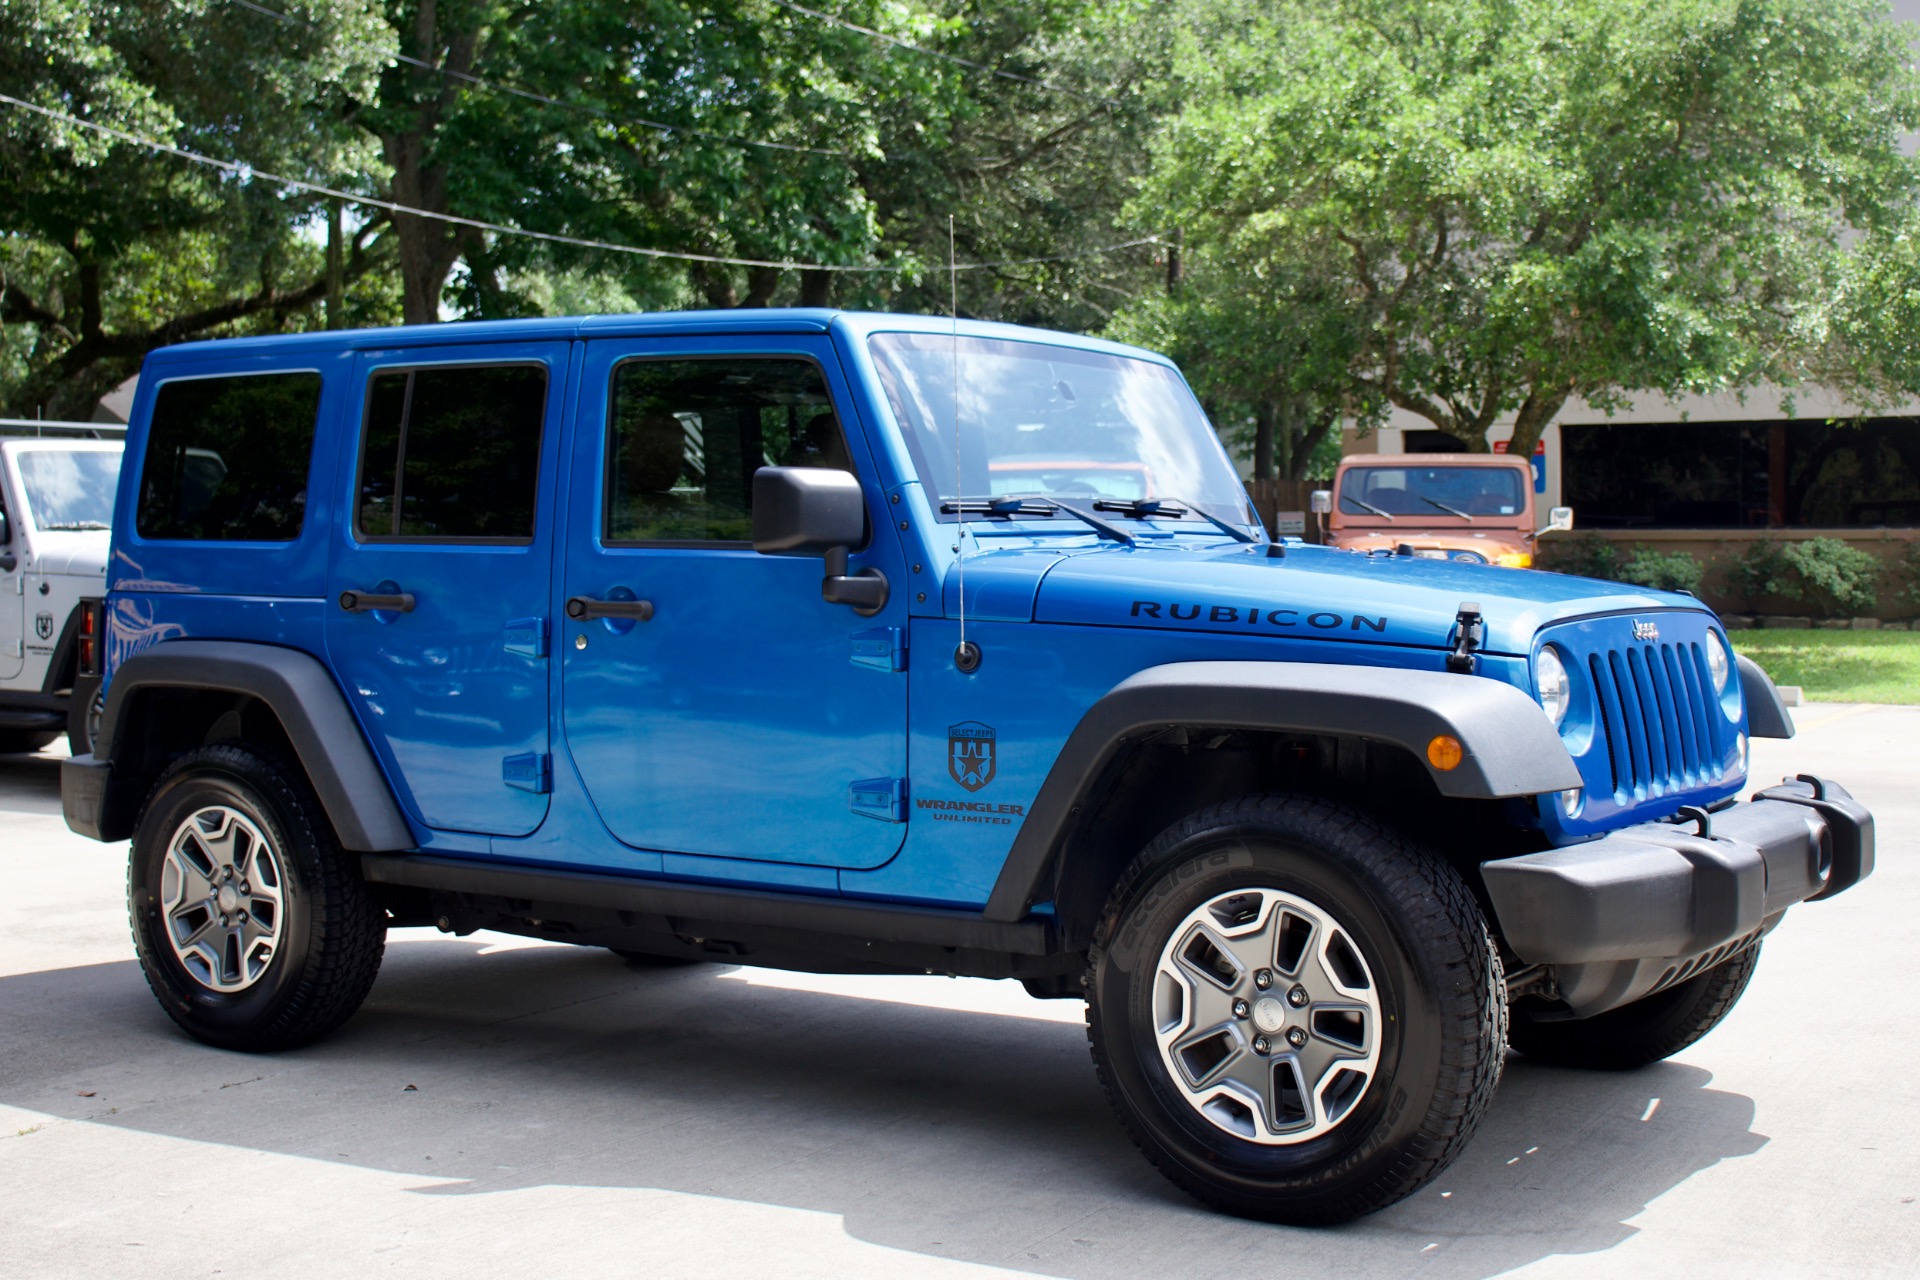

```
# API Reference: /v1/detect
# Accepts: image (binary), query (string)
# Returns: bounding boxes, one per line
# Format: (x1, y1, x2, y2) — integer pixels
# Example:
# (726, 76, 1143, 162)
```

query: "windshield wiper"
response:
(1419, 496, 1474, 521)
(941, 495, 1133, 545)
(1092, 497, 1257, 544)
(38, 520, 110, 531)
(1341, 495, 1395, 520)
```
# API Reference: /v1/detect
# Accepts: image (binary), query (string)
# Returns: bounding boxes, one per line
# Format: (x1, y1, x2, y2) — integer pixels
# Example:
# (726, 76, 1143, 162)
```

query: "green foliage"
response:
(1544, 533, 1623, 581)
(1542, 535, 1702, 594)
(1731, 536, 1882, 616)
(1616, 548, 1705, 595)
(1900, 541, 1920, 614)
(1122, 0, 1920, 458)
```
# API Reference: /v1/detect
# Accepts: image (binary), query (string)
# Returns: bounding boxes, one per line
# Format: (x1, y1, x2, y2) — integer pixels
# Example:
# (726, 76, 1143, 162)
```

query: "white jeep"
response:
(0, 424, 122, 755)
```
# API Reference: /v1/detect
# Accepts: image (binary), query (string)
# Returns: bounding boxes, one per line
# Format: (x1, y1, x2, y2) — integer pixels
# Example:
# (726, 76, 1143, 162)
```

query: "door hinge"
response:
(504, 616, 548, 659)
(849, 776, 907, 823)
(502, 752, 552, 794)
(850, 626, 906, 672)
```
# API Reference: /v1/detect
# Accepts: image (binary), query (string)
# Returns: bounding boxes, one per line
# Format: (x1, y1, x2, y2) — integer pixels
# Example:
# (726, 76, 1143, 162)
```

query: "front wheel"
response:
(129, 743, 386, 1051)
(1510, 945, 1762, 1071)
(1087, 794, 1506, 1224)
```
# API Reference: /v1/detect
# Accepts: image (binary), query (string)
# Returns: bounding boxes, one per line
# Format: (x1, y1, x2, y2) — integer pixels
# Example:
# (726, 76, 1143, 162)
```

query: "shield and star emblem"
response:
(34, 613, 53, 641)
(948, 721, 997, 792)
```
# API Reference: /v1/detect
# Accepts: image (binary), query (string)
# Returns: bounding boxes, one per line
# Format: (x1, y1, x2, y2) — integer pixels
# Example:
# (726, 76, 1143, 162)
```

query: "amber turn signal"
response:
(1426, 734, 1464, 771)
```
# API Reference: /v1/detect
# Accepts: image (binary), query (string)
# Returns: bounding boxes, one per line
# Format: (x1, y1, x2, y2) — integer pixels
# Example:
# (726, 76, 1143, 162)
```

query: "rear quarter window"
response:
(138, 372, 324, 542)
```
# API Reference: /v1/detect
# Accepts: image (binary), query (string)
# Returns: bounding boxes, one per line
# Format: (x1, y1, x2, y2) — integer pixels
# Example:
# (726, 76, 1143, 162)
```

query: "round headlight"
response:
(1536, 645, 1571, 728)
(1706, 630, 1731, 693)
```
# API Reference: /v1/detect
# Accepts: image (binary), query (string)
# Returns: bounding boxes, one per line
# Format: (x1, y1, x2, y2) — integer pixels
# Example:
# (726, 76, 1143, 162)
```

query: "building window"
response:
(1562, 417, 1920, 529)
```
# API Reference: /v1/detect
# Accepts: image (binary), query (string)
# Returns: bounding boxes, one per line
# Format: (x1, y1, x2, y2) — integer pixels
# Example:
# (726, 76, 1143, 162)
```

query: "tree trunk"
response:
(1286, 407, 1339, 481)
(384, 130, 467, 324)
(1254, 400, 1276, 480)
(798, 268, 834, 308)
(326, 199, 345, 330)
(1507, 382, 1574, 458)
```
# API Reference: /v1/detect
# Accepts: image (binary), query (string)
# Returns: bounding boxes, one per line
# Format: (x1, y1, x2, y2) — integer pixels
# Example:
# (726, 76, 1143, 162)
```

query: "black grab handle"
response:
(565, 596, 654, 622)
(339, 589, 416, 614)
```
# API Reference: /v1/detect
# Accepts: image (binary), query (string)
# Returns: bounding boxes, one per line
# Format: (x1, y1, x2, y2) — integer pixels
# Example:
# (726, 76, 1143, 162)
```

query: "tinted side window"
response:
(357, 364, 546, 542)
(138, 372, 323, 541)
(607, 359, 848, 544)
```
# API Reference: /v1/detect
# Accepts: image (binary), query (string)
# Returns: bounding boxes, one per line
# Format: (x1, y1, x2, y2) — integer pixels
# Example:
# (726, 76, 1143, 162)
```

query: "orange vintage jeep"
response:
(1311, 452, 1572, 566)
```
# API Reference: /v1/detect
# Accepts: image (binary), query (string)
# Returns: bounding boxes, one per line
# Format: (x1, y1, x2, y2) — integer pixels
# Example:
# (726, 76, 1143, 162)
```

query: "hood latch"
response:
(1446, 601, 1484, 674)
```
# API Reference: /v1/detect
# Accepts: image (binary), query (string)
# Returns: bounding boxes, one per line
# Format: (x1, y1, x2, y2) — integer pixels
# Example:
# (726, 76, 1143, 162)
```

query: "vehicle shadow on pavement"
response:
(0, 747, 64, 817)
(0, 937, 1768, 1279)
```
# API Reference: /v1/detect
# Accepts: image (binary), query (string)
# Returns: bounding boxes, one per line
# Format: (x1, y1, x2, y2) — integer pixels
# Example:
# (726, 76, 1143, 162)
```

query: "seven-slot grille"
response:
(1585, 640, 1725, 798)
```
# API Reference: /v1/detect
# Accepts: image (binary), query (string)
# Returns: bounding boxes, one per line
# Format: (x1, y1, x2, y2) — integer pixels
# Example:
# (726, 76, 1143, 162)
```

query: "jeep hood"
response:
(27, 532, 110, 578)
(1025, 541, 1701, 655)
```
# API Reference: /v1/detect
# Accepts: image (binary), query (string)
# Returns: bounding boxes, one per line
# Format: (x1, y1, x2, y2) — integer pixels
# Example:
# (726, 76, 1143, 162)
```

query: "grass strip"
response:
(1731, 630, 1920, 704)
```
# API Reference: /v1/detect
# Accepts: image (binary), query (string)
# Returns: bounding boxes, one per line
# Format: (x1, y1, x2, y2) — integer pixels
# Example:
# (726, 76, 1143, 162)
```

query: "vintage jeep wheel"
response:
(1510, 945, 1762, 1071)
(129, 743, 386, 1052)
(1087, 794, 1505, 1224)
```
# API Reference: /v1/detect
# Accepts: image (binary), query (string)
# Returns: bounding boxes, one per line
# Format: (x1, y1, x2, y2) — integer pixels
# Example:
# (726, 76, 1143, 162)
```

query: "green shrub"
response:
(1730, 536, 1881, 616)
(1544, 533, 1620, 580)
(1901, 540, 1920, 614)
(1616, 547, 1705, 594)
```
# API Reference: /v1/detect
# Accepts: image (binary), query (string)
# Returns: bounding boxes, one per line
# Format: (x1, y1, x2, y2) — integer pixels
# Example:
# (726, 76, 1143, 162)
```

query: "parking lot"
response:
(2, 706, 1914, 1279)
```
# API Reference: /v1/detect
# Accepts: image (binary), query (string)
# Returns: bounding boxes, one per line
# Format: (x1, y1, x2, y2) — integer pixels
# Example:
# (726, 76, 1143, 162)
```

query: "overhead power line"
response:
(0, 92, 1164, 274)
(769, 0, 1123, 107)
(230, 0, 845, 156)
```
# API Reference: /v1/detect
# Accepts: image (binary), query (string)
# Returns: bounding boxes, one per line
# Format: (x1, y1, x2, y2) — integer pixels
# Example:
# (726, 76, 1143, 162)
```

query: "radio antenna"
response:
(950, 215, 980, 674)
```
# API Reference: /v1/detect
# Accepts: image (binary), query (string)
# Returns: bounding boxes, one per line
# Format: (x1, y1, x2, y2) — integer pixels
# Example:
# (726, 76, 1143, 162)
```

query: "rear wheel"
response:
(129, 743, 386, 1051)
(1510, 945, 1761, 1071)
(1087, 794, 1505, 1224)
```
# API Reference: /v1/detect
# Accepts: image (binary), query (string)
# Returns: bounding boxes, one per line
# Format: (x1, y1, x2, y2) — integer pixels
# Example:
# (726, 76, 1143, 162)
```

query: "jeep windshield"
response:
(1338, 464, 1525, 523)
(17, 448, 120, 531)
(867, 333, 1250, 528)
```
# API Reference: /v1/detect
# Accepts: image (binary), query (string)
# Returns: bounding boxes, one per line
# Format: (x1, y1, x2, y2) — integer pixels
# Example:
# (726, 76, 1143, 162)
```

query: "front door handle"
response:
(566, 595, 654, 622)
(339, 588, 416, 614)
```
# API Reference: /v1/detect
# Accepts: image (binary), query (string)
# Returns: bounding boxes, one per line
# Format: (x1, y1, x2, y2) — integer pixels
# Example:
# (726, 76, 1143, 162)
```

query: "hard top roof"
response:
(139, 309, 1172, 370)
(1338, 452, 1532, 469)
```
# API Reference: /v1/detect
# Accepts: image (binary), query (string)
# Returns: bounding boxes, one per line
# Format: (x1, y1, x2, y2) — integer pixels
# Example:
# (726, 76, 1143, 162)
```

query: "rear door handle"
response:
(339, 589, 416, 614)
(566, 596, 654, 622)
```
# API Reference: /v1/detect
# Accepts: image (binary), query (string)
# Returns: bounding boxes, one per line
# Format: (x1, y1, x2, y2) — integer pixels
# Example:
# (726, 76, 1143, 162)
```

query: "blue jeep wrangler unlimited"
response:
(62, 310, 1872, 1223)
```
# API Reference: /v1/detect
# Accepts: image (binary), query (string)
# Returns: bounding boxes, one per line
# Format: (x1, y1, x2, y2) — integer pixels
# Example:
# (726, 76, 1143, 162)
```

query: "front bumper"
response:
(1482, 777, 1872, 970)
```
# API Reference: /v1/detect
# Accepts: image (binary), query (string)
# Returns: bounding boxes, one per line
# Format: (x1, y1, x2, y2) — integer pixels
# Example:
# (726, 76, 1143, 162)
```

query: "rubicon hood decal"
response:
(1032, 542, 1702, 655)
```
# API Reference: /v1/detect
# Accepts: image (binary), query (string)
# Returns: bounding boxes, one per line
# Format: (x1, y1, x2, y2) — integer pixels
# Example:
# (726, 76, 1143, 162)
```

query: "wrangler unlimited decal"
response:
(1130, 600, 1388, 632)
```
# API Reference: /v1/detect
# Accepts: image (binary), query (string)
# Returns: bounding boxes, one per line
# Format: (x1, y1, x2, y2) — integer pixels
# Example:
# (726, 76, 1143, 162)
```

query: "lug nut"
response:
(1232, 999, 1250, 1019)
(1253, 1036, 1272, 1056)
(1254, 969, 1274, 990)
(219, 915, 229, 928)
(1287, 985, 1309, 1008)
(237, 910, 248, 922)
(1287, 1027, 1309, 1048)
(240, 883, 249, 894)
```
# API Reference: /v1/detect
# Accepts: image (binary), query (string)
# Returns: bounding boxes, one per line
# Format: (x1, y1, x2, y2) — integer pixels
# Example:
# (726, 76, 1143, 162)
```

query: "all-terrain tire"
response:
(1509, 944, 1762, 1071)
(129, 742, 386, 1052)
(1086, 793, 1505, 1224)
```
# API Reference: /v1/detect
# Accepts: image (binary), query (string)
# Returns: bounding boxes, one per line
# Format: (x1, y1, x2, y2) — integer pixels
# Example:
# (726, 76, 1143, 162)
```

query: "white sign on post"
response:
(1275, 511, 1306, 535)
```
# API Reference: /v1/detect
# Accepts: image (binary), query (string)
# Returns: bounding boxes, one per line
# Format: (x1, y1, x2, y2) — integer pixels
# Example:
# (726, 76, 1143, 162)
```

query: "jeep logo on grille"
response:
(1632, 619, 1659, 642)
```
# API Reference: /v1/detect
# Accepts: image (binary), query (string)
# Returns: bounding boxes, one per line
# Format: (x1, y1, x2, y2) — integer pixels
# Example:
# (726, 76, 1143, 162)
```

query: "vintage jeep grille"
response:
(1585, 640, 1725, 798)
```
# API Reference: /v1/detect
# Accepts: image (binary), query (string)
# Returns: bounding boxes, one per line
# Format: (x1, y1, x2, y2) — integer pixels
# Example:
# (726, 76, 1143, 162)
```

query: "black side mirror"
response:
(752, 467, 888, 614)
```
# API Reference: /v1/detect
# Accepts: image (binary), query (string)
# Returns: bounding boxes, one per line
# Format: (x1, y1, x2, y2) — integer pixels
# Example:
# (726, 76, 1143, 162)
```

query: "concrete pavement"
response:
(1, 707, 1915, 1278)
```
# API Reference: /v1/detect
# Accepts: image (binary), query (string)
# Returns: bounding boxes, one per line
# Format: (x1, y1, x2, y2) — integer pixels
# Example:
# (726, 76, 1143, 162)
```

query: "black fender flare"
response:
(82, 640, 413, 851)
(982, 660, 1583, 922)
(1736, 653, 1795, 739)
